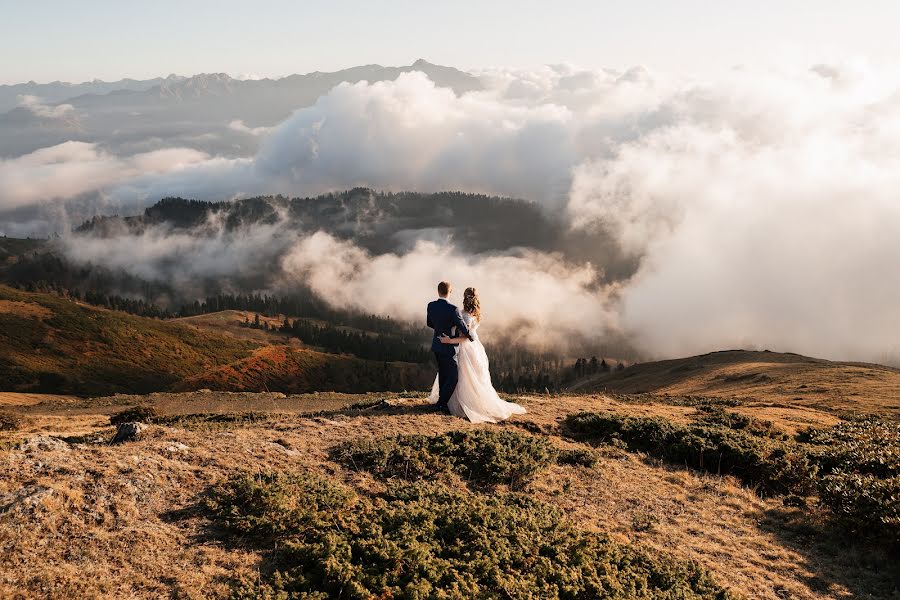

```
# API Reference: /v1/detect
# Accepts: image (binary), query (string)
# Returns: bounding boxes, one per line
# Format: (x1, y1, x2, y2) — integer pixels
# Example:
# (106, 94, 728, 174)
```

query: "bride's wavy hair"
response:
(463, 287, 481, 321)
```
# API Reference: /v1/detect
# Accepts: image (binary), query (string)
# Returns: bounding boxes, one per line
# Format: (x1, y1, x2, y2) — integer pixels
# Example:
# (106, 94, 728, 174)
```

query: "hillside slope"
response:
(175, 344, 432, 393)
(570, 349, 900, 415)
(0, 285, 257, 395)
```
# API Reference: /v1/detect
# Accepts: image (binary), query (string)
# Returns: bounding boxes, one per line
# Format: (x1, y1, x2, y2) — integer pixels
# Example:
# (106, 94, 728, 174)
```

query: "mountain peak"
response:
(158, 72, 236, 99)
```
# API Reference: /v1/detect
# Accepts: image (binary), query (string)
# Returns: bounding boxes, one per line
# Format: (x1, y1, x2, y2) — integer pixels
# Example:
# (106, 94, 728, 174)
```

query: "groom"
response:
(426, 281, 473, 414)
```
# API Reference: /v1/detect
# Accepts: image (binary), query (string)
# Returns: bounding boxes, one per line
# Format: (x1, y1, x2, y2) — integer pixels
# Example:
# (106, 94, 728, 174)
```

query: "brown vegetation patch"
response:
(0, 299, 51, 320)
(175, 345, 431, 394)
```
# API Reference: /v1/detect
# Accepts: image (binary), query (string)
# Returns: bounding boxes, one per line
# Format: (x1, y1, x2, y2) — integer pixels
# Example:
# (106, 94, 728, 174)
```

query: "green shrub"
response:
(631, 512, 659, 533)
(563, 412, 816, 496)
(799, 418, 900, 478)
(209, 473, 736, 599)
(207, 471, 355, 540)
(110, 405, 159, 425)
(693, 406, 783, 439)
(798, 419, 900, 544)
(337, 435, 450, 481)
(557, 447, 600, 468)
(337, 429, 558, 489)
(155, 411, 281, 430)
(818, 473, 900, 545)
(0, 411, 24, 431)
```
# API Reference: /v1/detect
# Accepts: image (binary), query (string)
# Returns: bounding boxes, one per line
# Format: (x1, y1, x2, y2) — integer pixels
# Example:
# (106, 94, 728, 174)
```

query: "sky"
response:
(2, 0, 900, 84)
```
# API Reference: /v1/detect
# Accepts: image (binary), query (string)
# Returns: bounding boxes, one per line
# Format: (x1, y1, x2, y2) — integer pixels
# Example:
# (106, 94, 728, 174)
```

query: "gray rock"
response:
(267, 441, 298, 456)
(20, 435, 70, 452)
(110, 422, 147, 444)
(0, 484, 54, 514)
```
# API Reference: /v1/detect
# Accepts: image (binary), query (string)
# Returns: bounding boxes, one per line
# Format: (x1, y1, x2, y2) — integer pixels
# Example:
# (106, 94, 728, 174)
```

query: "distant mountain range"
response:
(0, 60, 482, 157)
(0, 74, 185, 113)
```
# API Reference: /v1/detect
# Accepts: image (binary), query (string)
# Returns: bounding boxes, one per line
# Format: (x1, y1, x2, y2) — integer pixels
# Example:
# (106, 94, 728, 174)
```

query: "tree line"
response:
(243, 313, 432, 364)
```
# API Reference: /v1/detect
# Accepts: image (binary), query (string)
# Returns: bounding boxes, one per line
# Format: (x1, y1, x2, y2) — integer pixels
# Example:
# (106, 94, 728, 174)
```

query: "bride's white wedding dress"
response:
(428, 312, 526, 423)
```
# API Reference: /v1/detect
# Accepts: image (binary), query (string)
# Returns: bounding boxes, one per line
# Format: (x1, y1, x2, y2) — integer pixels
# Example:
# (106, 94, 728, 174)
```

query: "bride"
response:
(428, 287, 527, 423)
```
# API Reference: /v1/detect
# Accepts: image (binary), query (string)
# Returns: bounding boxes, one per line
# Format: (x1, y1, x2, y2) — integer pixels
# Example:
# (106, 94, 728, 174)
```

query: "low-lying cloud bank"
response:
(8, 62, 900, 364)
(0, 141, 209, 211)
(280, 231, 618, 349)
(58, 207, 619, 351)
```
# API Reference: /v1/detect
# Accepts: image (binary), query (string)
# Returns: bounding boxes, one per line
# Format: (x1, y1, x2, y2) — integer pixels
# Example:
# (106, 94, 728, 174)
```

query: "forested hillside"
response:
(0, 286, 433, 396)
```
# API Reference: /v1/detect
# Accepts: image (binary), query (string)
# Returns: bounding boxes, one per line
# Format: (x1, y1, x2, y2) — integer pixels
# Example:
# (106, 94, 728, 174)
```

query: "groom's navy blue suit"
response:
(427, 298, 472, 411)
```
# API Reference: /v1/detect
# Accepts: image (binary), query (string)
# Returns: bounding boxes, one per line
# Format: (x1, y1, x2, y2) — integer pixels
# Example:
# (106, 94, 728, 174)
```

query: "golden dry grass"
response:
(0, 393, 78, 408)
(0, 391, 896, 599)
(573, 350, 900, 416)
(0, 299, 52, 320)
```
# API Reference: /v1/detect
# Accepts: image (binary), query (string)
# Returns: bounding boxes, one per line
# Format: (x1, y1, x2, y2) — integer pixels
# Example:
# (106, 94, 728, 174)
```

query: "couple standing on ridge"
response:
(426, 281, 526, 423)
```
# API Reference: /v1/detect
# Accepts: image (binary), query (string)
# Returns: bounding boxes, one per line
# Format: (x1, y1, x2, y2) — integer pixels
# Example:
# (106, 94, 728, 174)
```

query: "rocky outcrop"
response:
(110, 422, 147, 444)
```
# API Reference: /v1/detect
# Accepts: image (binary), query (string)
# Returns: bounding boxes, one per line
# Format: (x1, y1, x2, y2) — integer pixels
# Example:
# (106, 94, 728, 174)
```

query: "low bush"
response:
(154, 411, 281, 429)
(337, 429, 558, 489)
(338, 435, 449, 481)
(799, 418, 900, 478)
(0, 411, 24, 431)
(562, 412, 816, 496)
(818, 473, 900, 545)
(567, 412, 900, 547)
(210, 472, 736, 599)
(557, 447, 600, 468)
(800, 418, 900, 544)
(110, 405, 159, 425)
(693, 406, 783, 439)
(206, 471, 355, 540)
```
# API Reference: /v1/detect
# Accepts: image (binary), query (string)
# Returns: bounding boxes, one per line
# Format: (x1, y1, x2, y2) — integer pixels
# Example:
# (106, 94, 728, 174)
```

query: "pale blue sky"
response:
(2, 0, 899, 84)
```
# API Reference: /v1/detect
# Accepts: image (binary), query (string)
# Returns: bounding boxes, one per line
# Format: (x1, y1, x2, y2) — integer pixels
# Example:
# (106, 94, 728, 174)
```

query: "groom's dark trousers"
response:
(434, 352, 458, 409)
(426, 298, 472, 410)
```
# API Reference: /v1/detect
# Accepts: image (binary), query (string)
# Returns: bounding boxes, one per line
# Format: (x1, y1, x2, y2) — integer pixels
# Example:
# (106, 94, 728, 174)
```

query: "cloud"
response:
(228, 119, 273, 136)
(60, 210, 297, 295)
(61, 211, 618, 350)
(17, 94, 75, 119)
(280, 231, 618, 348)
(245, 72, 577, 206)
(0, 141, 210, 212)
(567, 64, 900, 364)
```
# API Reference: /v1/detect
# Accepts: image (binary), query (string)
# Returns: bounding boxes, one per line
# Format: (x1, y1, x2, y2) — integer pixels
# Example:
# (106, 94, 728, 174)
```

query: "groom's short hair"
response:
(438, 281, 451, 296)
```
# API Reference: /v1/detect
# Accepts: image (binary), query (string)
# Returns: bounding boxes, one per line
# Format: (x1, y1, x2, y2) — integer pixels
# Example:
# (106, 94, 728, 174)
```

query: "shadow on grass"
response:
(758, 505, 900, 599)
(159, 491, 278, 592)
(306, 400, 443, 420)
